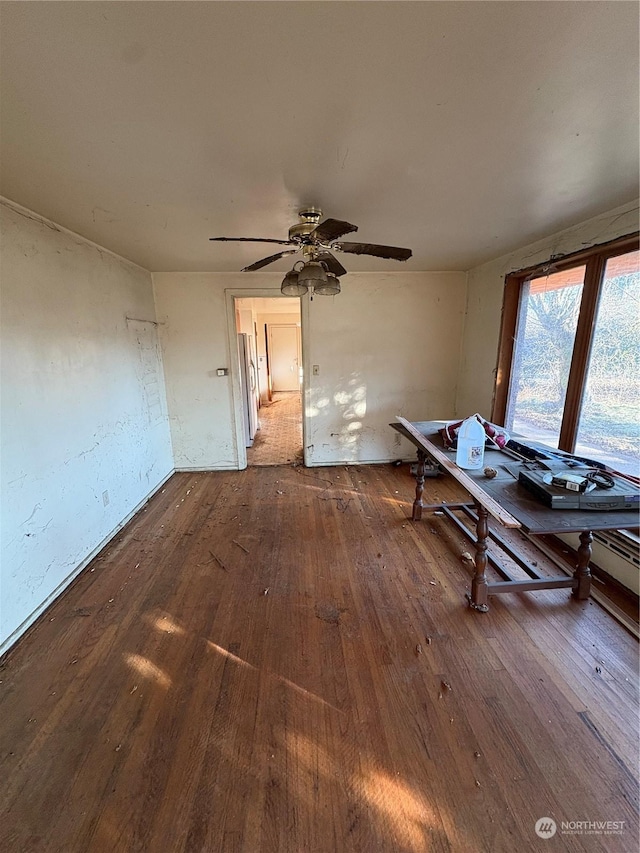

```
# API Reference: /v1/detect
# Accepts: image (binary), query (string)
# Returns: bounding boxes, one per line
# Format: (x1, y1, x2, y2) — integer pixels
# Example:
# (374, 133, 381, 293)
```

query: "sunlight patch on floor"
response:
(124, 653, 171, 688)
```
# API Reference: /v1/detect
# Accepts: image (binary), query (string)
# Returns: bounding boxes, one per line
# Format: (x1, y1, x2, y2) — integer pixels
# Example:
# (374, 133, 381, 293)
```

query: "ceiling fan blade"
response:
(310, 218, 358, 243)
(316, 251, 347, 277)
(337, 242, 412, 261)
(242, 249, 299, 272)
(209, 236, 294, 245)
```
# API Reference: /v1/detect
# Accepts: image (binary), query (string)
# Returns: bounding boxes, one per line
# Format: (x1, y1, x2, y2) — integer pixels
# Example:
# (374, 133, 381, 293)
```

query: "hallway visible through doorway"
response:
(246, 391, 302, 466)
(235, 295, 303, 467)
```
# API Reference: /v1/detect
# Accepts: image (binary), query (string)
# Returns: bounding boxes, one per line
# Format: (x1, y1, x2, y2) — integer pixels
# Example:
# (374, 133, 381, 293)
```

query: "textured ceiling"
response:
(1, 1, 638, 273)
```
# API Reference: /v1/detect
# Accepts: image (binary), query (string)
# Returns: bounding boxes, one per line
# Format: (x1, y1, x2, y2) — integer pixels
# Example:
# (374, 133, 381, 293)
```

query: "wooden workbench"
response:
(392, 417, 639, 611)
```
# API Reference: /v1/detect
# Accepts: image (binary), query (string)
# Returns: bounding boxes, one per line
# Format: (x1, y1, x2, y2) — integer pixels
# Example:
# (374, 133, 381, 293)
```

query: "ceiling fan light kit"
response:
(313, 272, 341, 297)
(280, 268, 309, 297)
(297, 260, 328, 287)
(279, 260, 341, 298)
(210, 207, 412, 298)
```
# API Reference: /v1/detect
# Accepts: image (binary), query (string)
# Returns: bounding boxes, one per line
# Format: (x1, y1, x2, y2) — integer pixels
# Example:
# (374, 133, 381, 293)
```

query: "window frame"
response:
(492, 232, 640, 455)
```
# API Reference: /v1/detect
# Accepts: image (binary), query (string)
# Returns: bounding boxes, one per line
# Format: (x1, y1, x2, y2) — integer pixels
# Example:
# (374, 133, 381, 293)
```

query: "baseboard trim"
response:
(304, 459, 409, 468)
(175, 465, 239, 472)
(0, 468, 175, 659)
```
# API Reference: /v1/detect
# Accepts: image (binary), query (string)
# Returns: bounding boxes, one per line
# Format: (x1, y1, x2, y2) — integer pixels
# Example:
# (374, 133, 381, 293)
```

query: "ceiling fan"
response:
(209, 207, 412, 281)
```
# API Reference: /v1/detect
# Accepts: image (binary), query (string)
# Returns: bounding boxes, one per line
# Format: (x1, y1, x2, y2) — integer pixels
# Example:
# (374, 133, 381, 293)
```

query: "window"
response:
(493, 235, 639, 476)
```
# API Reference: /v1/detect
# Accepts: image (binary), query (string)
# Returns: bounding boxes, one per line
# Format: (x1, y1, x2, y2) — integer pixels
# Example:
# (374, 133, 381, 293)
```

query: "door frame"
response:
(225, 288, 308, 470)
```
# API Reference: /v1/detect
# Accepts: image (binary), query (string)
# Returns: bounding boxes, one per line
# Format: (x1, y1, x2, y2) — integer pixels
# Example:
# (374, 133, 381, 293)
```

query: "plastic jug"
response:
(455, 416, 485, 470)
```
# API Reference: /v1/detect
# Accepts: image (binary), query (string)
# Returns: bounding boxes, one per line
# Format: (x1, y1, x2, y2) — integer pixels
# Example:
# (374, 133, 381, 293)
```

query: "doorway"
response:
(269, 324, 301, 392)
(234, 296, 303, 466)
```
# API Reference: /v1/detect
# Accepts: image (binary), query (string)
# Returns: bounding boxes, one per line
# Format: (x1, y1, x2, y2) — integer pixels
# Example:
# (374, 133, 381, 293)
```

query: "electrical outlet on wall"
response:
(312, 365, 320, 375)
(102, 490, 110, 506)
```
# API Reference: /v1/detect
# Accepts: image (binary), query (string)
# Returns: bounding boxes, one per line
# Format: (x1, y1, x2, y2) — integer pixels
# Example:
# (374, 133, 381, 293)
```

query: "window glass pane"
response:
(575, 250, 640, 476)
(506, 266, 585, 446)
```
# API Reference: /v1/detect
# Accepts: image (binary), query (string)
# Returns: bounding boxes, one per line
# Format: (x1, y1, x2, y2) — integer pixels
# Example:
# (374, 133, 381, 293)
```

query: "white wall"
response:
(304, 273, 467, 464)
(0, 200, 174, 652)
(154, 271, 467, 469)
(456, 199, 639, 418)
(152, 273, 272, 469)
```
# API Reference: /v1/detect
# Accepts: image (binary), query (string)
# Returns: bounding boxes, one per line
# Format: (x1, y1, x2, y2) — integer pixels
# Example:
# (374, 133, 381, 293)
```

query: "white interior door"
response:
(269, 324, 300, 392)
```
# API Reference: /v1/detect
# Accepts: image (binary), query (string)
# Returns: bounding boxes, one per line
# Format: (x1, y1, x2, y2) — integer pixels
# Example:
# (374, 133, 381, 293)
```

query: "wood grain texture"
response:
(394, 418, 521, 527)
(0, 465, 637, 852)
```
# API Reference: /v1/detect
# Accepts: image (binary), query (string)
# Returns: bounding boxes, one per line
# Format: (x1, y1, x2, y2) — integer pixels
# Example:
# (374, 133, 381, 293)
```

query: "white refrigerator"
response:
(238, 333, 259, 447)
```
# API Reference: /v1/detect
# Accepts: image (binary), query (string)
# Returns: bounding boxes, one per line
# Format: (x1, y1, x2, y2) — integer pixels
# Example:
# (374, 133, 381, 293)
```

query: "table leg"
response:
(470, 502, 490, 612)
(412, 449, 426, 521)
(573, 530, 592, 600)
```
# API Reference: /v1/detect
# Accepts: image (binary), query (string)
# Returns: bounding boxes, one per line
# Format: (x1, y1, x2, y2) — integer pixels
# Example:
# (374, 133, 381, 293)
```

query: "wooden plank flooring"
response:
(246, 392, 303, 467)
(0, 465, 638, 852)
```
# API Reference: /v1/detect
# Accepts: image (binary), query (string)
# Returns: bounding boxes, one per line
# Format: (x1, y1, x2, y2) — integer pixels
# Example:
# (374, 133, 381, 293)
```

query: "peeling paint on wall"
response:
(0, 201, 174, 651)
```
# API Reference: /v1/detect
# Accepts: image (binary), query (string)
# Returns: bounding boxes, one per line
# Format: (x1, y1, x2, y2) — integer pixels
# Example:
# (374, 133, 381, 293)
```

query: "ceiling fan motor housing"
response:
(288, 207, 323, 243)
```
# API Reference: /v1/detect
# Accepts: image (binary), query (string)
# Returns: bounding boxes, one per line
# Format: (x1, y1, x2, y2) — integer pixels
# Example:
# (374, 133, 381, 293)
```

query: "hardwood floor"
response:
(246, 391, 303, 467)
(0, 465, 638, 852)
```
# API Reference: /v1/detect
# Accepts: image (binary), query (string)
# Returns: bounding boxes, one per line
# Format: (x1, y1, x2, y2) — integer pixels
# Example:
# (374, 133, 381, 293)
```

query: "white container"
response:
(455, 416, 486, 470)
